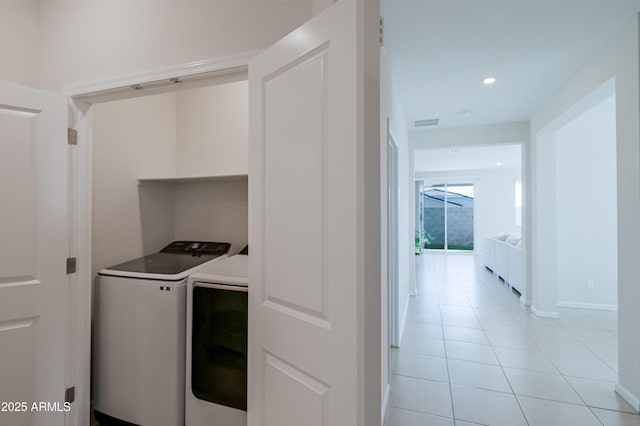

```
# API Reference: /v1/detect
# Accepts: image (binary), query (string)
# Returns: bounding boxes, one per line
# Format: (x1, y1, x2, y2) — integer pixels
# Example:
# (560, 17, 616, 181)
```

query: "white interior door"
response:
(248, 1, 374, 425)
(0, 81, 69, 426)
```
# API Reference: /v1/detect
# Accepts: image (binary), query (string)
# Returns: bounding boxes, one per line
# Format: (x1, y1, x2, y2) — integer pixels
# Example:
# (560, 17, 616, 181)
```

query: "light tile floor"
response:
(385, 253, 637, 426)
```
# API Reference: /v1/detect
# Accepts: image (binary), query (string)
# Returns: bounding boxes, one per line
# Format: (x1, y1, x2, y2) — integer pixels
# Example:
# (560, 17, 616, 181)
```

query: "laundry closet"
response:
(91, 77, 249, 279)
(90, 76, 249, 425)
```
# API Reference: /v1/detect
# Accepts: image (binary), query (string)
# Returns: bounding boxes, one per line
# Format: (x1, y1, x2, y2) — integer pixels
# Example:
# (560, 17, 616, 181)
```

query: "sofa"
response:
(484, 234, 523, 295)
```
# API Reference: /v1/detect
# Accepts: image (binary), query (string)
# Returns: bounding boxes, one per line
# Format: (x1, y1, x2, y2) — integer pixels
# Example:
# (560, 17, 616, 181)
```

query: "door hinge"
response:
(66, 257, 77, 274)
(67, 128, 77, 146)
(379, 16, 384, 47)
(65, 386, 75, 404)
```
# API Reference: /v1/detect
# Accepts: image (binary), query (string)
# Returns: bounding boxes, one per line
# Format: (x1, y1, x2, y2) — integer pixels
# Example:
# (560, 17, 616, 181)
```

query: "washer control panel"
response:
(161, 241, 231, 256)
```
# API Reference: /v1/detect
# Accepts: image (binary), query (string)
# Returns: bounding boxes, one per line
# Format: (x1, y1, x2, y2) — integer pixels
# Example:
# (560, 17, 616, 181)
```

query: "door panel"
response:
(0, 109, 36, 280)
(249, 1, 362, 425)
(263, 353, 329, 426)
(0, 320, 35, 426)
(262, 47, 329, 324)
(0, 81, 68, 426)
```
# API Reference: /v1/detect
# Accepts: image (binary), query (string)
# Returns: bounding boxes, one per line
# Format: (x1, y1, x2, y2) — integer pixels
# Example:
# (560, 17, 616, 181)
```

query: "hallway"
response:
(385, 253, 636, 425)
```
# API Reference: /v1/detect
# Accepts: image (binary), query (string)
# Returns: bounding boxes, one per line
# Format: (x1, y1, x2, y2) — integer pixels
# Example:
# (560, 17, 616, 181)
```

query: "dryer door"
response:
(191, 283, 249, 411)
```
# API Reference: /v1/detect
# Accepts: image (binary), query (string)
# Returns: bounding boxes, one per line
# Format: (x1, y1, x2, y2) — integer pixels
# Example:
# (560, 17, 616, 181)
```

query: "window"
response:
(422, 183, 474, 251)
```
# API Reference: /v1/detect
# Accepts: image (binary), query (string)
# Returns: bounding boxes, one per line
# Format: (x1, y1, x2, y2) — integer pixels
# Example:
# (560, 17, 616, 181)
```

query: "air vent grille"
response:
(415, 118, 439, 127)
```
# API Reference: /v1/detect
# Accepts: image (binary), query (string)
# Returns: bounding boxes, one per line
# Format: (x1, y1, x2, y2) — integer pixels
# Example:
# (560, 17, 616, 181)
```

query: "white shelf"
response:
(138, 174, 247, 184)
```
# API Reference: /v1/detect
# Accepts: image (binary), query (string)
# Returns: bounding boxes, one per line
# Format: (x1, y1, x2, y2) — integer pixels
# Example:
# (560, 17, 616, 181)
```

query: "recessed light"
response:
(483, 77, 496, 85)
(449, 148, 464, 153)
(459, 109, 472, 117)
(496, 162, 503, 166)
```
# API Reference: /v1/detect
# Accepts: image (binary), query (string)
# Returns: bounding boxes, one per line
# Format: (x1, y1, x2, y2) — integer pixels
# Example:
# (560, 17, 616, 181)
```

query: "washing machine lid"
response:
(189, 254, 248, 287)
(98, 241, 231, 281)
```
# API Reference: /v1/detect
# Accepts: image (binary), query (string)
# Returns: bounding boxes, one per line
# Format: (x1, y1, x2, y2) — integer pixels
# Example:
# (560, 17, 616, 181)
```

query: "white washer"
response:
(94, 241, 231, 426)
(186, 252, 248, 426)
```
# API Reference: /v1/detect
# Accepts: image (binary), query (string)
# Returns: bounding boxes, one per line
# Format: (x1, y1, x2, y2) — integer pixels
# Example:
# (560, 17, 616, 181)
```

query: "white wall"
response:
(0, 1, 322, 90)
(416, 167, 521, 252)
(0, 0, 40, 88)
(532, 130, 558, 316)
(386, 60, 411, 341)
(530, 15, 640, 406)
(174, 182, 248, 254)
(412, 121, 530, 149)
(92, 81, 250, 277)
(92, 93, 177, 277)
(556, 95, 617, 309)
(176, 81, 248, 176)
(37, 0, 317, 91)
(312, 0, 333, 15)
(380, 46, 410, 419)
(410, 123, 528, 250)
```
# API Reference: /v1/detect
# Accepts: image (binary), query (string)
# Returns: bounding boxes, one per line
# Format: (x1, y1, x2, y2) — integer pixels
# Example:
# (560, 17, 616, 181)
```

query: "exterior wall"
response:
(423, 206, 474, 249)
(424, 206, 445, 246)
(446, 207, 474, 248)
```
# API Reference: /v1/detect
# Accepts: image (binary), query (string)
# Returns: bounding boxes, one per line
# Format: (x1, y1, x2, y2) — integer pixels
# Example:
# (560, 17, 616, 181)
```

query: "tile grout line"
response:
(559, 370, 611, 425)
(411, 253, 627, 425)
(459, 259, 531, 426)
(449, 254, 521, 424)
(385, 404, 460, 423)
(438, 254, 457, 423)
(475, 254, 616, 424)
(560, 325, 619, 378)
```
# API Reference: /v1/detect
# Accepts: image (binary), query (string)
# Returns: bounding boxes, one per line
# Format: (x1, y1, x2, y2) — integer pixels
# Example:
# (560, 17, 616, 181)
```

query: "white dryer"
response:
(94, 241, 231, 426)
(186, 250, 248, 426)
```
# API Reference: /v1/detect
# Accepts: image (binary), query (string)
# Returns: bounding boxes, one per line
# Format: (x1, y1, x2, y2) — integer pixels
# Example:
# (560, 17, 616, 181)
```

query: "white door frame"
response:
(387, 128, 400, 348)
(530, 78, 616, 317)
(64, 51, 258, 426)
(65, 30, 383, 424)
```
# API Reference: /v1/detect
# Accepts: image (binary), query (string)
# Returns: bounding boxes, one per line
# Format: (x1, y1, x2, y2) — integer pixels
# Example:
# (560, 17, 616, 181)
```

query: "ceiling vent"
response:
(415, 118, 439, 127)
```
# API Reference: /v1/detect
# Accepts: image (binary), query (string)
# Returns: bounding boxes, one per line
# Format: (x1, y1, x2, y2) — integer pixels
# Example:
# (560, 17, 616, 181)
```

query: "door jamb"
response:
(387, 128, 400, 348)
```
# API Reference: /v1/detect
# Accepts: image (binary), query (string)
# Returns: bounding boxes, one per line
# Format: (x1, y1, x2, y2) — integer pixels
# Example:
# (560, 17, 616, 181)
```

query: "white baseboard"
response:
(558, 301, 618, 311)
(381, 383, 391, 425)
(616, 383, 640, 412)
(520, 295, 531, 306)
(531, 305, 560, 318)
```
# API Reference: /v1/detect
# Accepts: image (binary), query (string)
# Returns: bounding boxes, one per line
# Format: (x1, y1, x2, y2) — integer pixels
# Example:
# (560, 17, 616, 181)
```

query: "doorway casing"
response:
(65, 52, 256, 426)
(65, 39, 386, 424)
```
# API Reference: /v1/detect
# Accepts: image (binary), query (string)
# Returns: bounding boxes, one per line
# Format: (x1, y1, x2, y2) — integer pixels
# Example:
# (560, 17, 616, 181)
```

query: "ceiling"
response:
(415, 144, 521, 172)
(381, 0, 640, 130)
